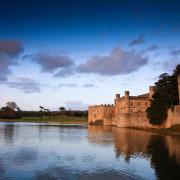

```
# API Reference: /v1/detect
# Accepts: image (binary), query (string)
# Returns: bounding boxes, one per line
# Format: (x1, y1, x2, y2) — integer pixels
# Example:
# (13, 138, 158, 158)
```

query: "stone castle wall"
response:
(103, 105, 180, 129)
(91, 104, 180, 129)
(88, 105, 114, 125)
(113, 112, 161, 128)
(88, 75, 180, 129)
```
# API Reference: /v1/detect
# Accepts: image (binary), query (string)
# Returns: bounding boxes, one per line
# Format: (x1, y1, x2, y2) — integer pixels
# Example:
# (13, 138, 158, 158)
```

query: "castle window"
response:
(137, 102, 141, 106)
(130, 101, 133, 106)
(145, 102, 148, 106)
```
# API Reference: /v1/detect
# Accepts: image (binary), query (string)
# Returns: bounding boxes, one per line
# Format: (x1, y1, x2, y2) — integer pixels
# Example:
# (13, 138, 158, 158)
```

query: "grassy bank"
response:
(0, 116, 88, 124)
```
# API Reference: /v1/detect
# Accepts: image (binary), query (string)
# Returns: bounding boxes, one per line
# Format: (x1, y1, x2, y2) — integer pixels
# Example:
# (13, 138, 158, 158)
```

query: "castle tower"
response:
(125, 91, 130, 113)
(114, 94, 120, 114)
(178, 75, 180, 104)
(149, 86, 154, 100)
(116, 94, 120, 99)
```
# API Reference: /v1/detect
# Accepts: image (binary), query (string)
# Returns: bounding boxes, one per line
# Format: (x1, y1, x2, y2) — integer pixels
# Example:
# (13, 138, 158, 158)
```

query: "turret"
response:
(125, 91, 129, 98)
(125, 91, 130, 113)
(149, 86, 154, 100)
(116, 94, 120, 99)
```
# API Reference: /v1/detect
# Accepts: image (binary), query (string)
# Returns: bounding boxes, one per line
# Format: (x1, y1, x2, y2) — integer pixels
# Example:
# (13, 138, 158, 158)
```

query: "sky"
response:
(0, 0, 180, 110)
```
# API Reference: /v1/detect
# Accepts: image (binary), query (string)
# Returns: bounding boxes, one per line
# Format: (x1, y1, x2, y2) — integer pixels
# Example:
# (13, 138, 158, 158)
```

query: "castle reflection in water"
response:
(88, 126, 180, 179)
(0, 123, 180, 180)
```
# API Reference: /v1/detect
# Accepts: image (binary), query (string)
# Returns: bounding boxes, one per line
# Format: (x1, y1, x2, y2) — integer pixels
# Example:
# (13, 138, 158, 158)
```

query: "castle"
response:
(88, 75, 180, 128)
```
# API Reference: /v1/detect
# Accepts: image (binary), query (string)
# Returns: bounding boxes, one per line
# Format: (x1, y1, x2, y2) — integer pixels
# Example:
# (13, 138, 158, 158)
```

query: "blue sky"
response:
(0, 0, 180, 110)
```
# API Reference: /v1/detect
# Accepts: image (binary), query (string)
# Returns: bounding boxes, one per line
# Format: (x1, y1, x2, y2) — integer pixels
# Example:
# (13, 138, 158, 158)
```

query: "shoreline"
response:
(0, 116, 88, 125)
(113, 125, 180, 137)
(1, 118, 180, 136)
(0, 120, 87, 125)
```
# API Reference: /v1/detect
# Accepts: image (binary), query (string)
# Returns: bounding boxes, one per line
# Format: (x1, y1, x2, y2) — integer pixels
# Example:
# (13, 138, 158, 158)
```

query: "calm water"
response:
(0, 122, 180, 180)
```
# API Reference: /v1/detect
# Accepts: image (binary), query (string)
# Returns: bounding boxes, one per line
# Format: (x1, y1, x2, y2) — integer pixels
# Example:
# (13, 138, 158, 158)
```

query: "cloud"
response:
(128, 35, 145, 46)
(0, 40, 24, 81)
(58, 83, 77, 87)
(24, 52, 75, 78)
(0, 55, 15, 81)
(146, 44, 159, 51)
(83, 84, 96, 88)
(140, 44, 159, 55)
(170, 49, 180, 57)
(54, 67, 75, 77)
(34, 53, 74, 73)
(65, 101, 88, 110)
(6, 78, 41, 93)
(0, 40, 24, 57)
(162, 58, 180, 72)
(22, 54, 34, 60)
(77, 47, 149, 76)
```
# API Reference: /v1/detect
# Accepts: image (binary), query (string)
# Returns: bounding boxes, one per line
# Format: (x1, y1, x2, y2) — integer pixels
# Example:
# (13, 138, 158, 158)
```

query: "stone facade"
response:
(114, 86, 153, 115)
(88, 75, 180, 129)
(88, 105, 114, 125)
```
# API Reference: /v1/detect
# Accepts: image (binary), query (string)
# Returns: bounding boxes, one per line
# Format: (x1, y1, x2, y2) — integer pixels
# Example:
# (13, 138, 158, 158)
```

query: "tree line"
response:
(0, 102, 88, 119)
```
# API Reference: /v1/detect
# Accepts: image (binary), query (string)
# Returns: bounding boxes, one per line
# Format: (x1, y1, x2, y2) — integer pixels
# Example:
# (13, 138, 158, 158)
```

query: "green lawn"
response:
(0, 116, 88, 124)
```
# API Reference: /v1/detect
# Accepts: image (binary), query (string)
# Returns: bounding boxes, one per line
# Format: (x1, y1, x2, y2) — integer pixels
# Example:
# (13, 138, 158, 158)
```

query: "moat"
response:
(0, 122, 180, 180)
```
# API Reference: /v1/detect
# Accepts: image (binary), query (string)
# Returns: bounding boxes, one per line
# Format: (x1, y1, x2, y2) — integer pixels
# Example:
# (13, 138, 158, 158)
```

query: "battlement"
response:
(88, 104, 114, 125)
(88, 75, 180, 129)
(89, 104, 114, 108)
(89, 85, 154, 124)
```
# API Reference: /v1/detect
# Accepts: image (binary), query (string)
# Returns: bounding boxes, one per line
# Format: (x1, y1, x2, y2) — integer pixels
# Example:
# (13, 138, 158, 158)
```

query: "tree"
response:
(59, 107, 65, 111)
(0, 106, 13, 112)
(17, 107, 21, 112)
(6, 102, 18, 111)
(0, 103, 22, 119)
(44, 108, 51, 117)
(59, 107, 65, 116)
(39, 106, 44, 120)
(147, 64, 180, 125)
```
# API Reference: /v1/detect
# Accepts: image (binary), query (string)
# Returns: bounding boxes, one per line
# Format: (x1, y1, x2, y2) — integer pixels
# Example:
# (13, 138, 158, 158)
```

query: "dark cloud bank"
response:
(23, 52, 75, 78)
(35, 53, 74, 73)
(77, 47, 149, 76)
(0, 40, 42, 94)
(0, 40, 24, 81)
(23, 47, 149, 78)
(0, 39, 150, 93)
(7, 78, 41, 93)
(0, 40, 23, 57)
